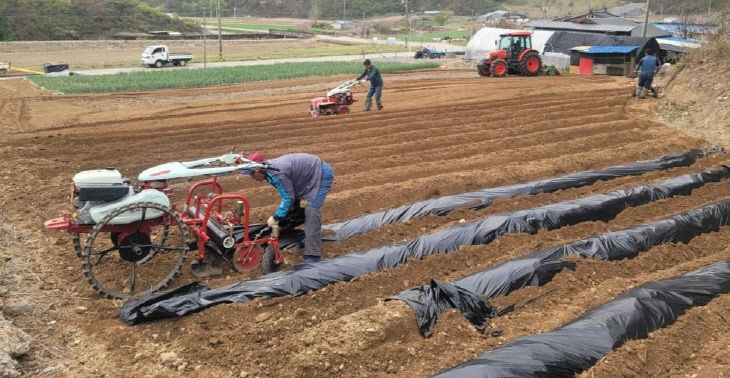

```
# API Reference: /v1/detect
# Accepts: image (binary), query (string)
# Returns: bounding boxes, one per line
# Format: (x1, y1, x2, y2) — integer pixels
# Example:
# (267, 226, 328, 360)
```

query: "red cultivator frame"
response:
(45, 153, 288, 299)
(183, 178, 282, 276)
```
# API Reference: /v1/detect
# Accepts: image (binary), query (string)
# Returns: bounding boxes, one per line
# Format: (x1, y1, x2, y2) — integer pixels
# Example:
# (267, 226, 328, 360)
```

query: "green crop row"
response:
(30, 61, 440, 94)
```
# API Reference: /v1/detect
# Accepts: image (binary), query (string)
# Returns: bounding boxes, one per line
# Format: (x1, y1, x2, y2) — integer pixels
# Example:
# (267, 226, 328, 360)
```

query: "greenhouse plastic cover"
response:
(435, 258, 730, 377)
(119, 165, 729, 324)
(391, 194, 730, 336)
(322, 147, 722, 241)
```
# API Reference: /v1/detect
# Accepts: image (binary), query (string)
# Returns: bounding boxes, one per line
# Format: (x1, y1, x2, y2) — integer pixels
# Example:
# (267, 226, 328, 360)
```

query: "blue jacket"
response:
(357, 65, 383, 87)
(637, 55, 660, 77)
(266, 153, 323, 218)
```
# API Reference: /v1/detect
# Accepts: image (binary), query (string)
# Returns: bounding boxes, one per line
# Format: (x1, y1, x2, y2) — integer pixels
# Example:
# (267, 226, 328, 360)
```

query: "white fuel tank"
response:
(89, 189, 171, 224)
(73, 169, 124, 188)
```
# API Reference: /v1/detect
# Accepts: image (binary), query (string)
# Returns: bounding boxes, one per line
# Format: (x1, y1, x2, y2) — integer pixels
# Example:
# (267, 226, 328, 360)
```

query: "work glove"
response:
(267, 216, 279, 228)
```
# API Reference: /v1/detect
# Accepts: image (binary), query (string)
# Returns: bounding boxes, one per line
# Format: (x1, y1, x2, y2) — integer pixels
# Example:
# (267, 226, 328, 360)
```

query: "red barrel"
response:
(579, 58, 593, 75)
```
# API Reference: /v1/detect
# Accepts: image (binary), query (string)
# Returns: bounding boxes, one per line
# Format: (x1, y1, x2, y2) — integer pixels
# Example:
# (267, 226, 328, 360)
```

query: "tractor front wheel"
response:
(477, 65, 491, 77)
(520, 51, 542, 76)
(490, 59, 508, 77)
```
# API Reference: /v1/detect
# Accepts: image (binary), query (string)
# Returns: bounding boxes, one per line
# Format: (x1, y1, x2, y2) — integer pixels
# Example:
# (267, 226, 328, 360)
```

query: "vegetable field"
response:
(29, 61, 438, 93)
(1, 71, 729, 377)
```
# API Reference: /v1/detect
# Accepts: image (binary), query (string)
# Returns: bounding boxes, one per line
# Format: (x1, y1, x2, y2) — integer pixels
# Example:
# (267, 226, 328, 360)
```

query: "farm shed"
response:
(653, 22, 718, 38)
(656, 36, 701, 61)
(526, 19, 668, 38)
(571, 45, 641, 76)
(545, 31, 662, 60)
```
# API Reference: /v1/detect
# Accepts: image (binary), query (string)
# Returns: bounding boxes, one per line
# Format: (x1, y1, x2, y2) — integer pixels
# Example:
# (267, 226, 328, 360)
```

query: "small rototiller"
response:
(44, 150, 303, 299)
(309, 80, 362, 118)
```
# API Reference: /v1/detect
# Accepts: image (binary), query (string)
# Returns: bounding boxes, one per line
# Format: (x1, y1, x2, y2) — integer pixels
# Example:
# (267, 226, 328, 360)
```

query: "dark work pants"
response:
(638, 73, 654, 89)
(304, 163, 334, 257)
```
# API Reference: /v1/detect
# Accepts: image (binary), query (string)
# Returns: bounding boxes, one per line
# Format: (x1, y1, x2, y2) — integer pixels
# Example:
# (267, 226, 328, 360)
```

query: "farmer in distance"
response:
(634, 49, 661, 99)
(356, 58, 384, 111)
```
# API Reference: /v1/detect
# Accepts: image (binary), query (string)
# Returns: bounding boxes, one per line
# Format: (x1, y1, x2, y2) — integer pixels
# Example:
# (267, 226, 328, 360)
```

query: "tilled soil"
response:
(0, 71, 728, 377)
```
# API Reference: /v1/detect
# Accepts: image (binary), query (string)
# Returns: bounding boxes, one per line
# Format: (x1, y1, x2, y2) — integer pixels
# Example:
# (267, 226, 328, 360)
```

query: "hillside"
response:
(0, 0, 200, 41)
(659, 34, 730, 147)
(139, 0, 717, 20)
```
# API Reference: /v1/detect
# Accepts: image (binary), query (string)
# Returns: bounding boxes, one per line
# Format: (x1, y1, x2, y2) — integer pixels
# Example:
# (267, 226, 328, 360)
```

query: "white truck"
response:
(141, 45, 193, 68)
(0, 61, 9, 74)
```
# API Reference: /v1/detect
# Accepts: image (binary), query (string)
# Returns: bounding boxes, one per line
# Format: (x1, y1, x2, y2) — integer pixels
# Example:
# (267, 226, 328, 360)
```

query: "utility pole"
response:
(708, 0, 712, 18)
(659, 1, 663, 20)
(540, 0, 546, 19)
(343, 0, 346, 20)
(641, 0, 650, 37)
(405, 0, 410, 53)
(421, 19, 424, 48)
(202, 7, 207, 68)
(217, 0, 222, 61)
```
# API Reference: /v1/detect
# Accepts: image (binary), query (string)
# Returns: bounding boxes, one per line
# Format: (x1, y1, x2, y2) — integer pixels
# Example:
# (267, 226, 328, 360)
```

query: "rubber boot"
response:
(376, 100, 383, 110)
(638, 87, 647, 99)
(364, 98, 372, 112)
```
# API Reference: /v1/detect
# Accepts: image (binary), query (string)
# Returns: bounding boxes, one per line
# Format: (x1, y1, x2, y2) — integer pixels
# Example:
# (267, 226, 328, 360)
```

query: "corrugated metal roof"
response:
(656, 37, 701, 49)
(573, 45, 640, 54)
(608, 3, 646, 15)
(653, 23, 718, 33)
(526, 20, 636, 33)
(659, 36, 701, 44)
(589, 17, 639, 26)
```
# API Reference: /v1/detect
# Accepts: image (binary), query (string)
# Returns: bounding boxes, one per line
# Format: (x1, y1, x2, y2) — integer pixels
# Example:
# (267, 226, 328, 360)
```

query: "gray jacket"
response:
(267, 153, 323, 218)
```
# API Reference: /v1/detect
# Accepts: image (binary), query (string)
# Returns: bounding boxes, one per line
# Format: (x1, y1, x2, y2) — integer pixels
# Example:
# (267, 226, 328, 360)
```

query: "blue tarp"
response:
(576, 45, 640, 54)
(659, 36, 701, 44)
(653, 22, 717, 34)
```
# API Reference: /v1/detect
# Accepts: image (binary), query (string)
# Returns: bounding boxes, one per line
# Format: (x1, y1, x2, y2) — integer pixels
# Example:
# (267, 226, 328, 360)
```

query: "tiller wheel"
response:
(231, 245, 262, 272)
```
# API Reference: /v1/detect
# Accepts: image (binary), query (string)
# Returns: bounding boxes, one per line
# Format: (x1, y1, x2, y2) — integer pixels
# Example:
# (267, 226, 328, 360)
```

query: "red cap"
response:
(248, 152, 265, 163)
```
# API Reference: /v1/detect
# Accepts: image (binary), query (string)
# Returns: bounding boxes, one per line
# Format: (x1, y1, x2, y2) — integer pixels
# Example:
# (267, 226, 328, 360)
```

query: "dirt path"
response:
(0, 71, 728, 376)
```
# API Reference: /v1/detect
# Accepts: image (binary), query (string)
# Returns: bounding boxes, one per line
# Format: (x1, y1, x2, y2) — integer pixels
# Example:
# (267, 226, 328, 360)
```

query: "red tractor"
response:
(477, 31, 542, 77)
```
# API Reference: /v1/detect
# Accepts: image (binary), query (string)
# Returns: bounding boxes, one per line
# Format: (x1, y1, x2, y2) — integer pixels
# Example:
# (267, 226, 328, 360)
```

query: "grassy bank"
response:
(30, 61, 440, 94)
(218, 44, 408, 62)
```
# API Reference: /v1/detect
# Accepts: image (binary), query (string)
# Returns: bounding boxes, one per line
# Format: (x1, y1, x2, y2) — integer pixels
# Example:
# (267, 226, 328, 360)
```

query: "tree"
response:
(0, 3, 17, 41)
(310, 0, 321, 20)
(432, 11, 452, 26)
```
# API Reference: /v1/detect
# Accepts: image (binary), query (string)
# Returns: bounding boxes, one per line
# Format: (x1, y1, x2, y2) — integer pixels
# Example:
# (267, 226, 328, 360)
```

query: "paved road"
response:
(74, 52, 448, 76)
(73, 35, 464, 76)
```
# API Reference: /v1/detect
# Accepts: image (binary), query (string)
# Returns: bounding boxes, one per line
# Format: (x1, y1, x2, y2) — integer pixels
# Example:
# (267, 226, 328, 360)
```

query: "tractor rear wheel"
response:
(490, 59, 508, 77)
(519, 51, 542, 76)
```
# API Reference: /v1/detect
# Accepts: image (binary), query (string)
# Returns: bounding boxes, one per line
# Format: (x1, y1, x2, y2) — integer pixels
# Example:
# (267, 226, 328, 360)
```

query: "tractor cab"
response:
(498, 32, 533, 63)
(477, 31, 542, 77)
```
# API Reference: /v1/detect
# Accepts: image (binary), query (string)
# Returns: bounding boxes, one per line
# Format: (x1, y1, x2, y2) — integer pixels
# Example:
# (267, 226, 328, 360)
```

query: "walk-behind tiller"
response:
(309, 80, 362, 118)
(44, 150, 302, 299)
